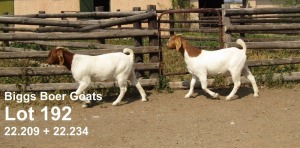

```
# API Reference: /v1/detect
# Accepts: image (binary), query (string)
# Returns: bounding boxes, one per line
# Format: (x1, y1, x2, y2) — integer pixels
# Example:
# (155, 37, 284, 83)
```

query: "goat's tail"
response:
(123, 48, 134, 61)
(236, 39, 247, 53)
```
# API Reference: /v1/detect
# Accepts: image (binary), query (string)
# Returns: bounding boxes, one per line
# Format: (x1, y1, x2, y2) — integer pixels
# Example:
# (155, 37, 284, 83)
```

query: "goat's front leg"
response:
(198, 74, 219, 99)
(112, 80, 127, 106)
(185, 74, 197, 98)
(75, 80, 91, 108)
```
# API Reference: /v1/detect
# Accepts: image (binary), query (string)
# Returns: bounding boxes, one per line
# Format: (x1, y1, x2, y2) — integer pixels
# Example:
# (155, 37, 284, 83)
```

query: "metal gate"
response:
(157, 9, 223, 76)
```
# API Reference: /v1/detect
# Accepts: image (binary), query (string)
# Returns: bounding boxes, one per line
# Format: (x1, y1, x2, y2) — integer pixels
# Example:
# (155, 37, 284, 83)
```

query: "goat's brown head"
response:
(166, 34, 184, 52)
(47, 47, 67, 66)
(166, 34, 201, 57)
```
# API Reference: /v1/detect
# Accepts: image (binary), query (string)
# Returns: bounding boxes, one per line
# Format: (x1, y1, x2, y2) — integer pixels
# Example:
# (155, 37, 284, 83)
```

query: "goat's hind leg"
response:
(226, 72, 241, 100)
(242, 65, 259, 97)
(129, 70, 147, 102)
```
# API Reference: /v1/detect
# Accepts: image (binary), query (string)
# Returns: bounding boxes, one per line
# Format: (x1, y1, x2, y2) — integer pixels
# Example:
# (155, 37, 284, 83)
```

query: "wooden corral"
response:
(1, 5, 300, 92)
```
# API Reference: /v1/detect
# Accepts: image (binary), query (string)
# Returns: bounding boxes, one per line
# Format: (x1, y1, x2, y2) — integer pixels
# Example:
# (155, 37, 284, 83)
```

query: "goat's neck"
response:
(182, 40, 202, 57)
(62, 50, 74, 70)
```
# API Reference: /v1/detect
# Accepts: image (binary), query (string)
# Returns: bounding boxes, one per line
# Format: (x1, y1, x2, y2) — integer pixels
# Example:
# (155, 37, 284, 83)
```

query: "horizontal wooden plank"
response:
(226, 24, 300, 32)
(0, 47, 159, 59)
(0, 29, 157, 41)
(247, 58, 300, 67)
(227, 42, 300, 49)
(163, 58, 300, 76)
(3, 11, 147, 18)
(0, 79, 158, 92)
(16, 41, 131, 49)
(0, 47, 38, 52)
(160, 27, 219, 33)
(228, 30, 300, 34)
(169, 72, 300, 89)
(231, 18, 300, 24)
(0, 16, 96, 27)
(0, 12, 153, 27)
(15, 40, 158, 50)
(0, 63, 160, 77)
(225, 7, 300, 16)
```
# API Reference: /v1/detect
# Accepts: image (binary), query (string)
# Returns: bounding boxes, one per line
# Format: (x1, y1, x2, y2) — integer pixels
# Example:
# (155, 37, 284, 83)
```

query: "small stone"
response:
(92, 115, 100, 118)
(230, 121, 235, 125)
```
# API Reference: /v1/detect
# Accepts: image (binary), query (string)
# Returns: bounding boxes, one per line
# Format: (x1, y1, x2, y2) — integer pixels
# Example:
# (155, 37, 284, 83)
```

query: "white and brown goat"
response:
(166, 35, 259, 100)
(47, 47, 147, 107)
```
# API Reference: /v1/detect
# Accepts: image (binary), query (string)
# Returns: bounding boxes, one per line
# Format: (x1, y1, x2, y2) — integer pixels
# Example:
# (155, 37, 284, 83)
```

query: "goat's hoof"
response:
(212, 93, 220, 99)
(82, 104, 89, 108)
(254, 93, 259, 97)
(112, 102, 119, 106)
(184, 94, 192, 99)
(142, 98, 148, 102)
(226, 96, 232, 101)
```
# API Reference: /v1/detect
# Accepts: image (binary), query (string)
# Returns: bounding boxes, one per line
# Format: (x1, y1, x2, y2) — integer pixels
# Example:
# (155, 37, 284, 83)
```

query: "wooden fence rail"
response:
(1, 11, 147, 18)
(0, 29, 157, 41)
(0, 63, 160, 77)
(0, 79, 158, 92)
(225, 7, 300, 16)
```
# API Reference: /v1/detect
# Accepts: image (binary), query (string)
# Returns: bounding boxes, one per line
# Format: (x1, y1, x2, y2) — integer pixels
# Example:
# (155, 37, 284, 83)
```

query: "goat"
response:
(47, 47, 147, 107)
(166, 35, 259, 100)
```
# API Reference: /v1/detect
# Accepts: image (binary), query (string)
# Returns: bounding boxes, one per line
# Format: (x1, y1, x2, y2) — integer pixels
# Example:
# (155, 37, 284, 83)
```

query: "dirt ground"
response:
(1, 85, 300, 148)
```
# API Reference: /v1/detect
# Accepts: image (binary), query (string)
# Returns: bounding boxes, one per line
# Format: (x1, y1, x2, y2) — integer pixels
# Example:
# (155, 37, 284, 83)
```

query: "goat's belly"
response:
(90, 74, 114, 82)
(208, 70, 228, 76)
(209, 68, 228, 75)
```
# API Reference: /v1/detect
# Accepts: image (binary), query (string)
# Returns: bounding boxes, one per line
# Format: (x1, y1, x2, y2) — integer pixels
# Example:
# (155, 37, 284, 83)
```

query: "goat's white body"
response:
(185, 47, 246, 76)
(70, 48, 147, 107)
(183, 39, 259, 100)
(71, 53, 133, 82)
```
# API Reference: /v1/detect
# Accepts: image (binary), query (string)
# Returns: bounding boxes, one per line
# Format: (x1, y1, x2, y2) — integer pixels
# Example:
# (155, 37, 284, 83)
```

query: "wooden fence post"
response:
(117, 9, 121, 28)
(169, 9, 175, 36)
(95, 6, 105, 44)
(2, 12, 9, 47)
(147, 5, 159, 78)
(133, 7, 144, 78)
(61, 11, 67, 20)
(38, 11, 47, 50)
(222, 4, 232, 48)
(240, 1, 247, 38)
(133, 7, 143, 48)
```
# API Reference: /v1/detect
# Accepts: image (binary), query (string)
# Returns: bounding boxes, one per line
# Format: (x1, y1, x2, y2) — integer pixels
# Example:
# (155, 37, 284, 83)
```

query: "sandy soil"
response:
(1, 85, 300, 148)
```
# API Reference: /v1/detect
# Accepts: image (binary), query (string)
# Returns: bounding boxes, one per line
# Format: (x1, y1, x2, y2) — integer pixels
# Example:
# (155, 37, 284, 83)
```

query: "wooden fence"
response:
(221, 6, 300, 84)
(0, 5, 160, 92)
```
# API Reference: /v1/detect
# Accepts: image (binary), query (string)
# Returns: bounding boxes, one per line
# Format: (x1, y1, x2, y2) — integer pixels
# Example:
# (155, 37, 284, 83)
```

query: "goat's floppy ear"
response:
(175, 36, 182, 51)
(56, 49, 64, 65)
